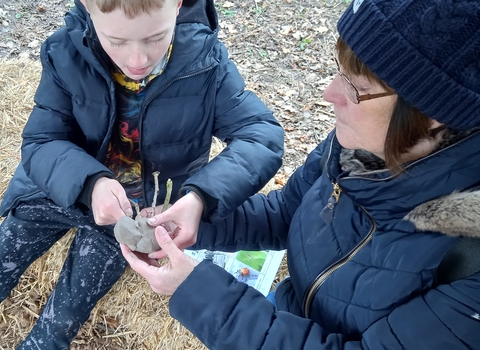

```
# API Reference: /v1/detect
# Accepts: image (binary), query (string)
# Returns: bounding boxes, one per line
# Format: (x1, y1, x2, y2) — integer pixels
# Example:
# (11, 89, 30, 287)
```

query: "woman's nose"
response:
(323, 75, 347, 105)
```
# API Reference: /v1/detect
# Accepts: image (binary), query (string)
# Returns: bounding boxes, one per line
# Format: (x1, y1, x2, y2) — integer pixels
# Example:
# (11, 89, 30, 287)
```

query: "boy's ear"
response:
(176, 0, 183, 16)
(79, 0, 90, 13)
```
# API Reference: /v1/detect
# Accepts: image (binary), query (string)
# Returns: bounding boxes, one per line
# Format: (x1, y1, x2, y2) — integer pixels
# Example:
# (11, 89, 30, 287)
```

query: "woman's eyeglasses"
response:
(334, 57, 395, 104)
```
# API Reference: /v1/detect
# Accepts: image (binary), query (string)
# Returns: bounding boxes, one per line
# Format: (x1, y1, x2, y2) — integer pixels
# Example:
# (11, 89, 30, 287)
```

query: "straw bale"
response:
(0, 59, 288, 349)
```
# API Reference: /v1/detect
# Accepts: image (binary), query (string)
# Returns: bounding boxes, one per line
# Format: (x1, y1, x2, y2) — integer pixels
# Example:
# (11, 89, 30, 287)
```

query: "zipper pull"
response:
(331, 182, 342, 205)
(320, 182, 342, 223)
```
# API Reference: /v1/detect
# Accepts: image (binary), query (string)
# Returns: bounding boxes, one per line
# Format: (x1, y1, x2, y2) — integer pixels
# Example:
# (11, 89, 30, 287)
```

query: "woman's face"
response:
(323, 70, 397, 160)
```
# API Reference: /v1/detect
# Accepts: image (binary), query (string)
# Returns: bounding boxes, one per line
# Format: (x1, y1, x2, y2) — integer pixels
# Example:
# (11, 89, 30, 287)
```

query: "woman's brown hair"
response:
(335, 37, 441, 173)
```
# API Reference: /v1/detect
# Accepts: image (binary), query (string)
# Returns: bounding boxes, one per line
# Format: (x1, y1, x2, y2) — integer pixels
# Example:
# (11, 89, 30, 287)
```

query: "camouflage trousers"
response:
(0, 199, 126, 350)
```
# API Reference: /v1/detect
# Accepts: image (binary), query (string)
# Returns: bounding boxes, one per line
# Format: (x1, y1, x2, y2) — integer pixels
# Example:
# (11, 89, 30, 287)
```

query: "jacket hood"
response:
(339, 128, 480, 238)
(178, 0, 218, 31)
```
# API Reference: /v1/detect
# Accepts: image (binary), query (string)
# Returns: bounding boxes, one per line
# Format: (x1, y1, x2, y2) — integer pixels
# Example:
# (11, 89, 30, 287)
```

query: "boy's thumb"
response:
(120, 199, 133, 217)
(155, 226, 176, 256)
(123, 206, 133, 217)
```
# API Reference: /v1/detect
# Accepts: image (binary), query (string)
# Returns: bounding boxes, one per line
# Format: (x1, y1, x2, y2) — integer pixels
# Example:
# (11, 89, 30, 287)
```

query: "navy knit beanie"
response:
(337, 0, 480, 130)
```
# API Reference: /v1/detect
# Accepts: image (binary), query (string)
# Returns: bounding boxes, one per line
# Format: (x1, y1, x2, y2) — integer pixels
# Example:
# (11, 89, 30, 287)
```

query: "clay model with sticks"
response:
(114, 172, 172, 253)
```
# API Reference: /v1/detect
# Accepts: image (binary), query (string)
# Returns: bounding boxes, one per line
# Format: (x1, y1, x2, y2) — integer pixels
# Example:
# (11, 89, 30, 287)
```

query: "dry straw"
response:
(0, 59, 288, 349)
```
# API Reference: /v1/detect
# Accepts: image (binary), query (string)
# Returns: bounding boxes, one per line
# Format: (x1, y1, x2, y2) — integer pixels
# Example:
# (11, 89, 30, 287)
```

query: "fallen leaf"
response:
(280, 25, 292, 35)
(28, 40, 39, 48)
(282, 104, 297, 113)
(316, 26, 328, 33)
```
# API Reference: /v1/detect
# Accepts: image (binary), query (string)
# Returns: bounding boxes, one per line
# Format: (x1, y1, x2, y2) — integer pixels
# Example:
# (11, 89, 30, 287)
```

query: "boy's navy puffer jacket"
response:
(170, 130, 480, 349)
(0, 0, 284, 221)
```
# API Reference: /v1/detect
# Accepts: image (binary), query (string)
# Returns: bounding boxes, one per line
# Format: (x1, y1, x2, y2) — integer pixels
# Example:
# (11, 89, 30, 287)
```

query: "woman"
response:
(122, 0, 480, 348)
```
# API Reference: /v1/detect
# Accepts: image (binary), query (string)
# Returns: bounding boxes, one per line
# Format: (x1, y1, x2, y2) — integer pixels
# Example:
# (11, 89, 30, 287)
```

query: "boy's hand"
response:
(146, 192, 204, 259)
(120, 226, 199, 295)
(91, 177, 133, 225)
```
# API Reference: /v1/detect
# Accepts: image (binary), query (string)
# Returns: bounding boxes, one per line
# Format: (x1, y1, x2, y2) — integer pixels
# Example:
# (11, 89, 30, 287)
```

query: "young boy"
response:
(0, 0, 283, 348)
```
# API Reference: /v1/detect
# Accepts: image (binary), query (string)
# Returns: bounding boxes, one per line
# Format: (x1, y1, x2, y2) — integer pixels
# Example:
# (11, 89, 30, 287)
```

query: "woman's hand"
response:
(145, 192, 204, 259)
(120, 226, 199, 295)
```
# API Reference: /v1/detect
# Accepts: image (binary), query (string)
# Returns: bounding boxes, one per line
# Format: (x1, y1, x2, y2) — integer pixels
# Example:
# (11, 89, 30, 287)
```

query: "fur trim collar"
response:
(405, 190, 480, 238)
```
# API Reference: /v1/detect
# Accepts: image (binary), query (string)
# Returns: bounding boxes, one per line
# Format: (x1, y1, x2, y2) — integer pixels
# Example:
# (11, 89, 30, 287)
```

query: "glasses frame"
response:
(334, 57, 395, 104)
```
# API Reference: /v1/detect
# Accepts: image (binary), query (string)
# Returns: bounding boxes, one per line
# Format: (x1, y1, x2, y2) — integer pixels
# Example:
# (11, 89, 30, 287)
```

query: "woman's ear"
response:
(430, 119, 444, 130)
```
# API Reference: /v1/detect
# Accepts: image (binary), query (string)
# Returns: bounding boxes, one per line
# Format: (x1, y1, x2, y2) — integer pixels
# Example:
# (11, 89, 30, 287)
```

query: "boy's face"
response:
(85, 0, 182, 80)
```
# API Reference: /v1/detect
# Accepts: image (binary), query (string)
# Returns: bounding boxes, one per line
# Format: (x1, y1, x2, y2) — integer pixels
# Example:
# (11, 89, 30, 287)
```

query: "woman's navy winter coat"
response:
(0, 0, 284, 220)
(170, 130, 480, 349)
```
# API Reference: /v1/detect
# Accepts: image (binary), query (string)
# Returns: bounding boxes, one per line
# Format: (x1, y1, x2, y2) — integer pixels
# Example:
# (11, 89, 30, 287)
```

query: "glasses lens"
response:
(334, 57, 359, 104)
(340, 76, 359, 104)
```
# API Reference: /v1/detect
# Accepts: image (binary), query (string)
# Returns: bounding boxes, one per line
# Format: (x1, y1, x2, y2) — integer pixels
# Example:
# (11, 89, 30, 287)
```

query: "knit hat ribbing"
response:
(337, 0, 480, 130)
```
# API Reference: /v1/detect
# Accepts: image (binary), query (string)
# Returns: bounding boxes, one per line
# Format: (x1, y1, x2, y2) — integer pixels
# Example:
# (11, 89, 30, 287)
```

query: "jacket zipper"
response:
(303, 135, 376, 318)
(303, 203, 376, 318)
(319, 181, 342, 223)
(330, 182, 342, 206)
(138, 66, 216, 202)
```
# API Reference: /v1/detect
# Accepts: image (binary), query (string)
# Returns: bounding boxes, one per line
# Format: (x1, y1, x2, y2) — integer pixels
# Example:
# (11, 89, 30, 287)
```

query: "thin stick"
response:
(162, 179, 172, 213)
(21, 305, 39, 319)
(102, 331, 136, 338)
(151, 171, 160, 216)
